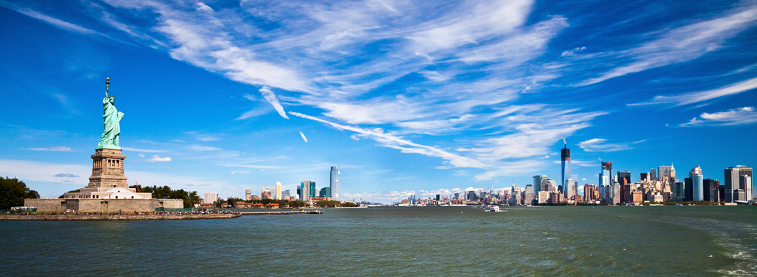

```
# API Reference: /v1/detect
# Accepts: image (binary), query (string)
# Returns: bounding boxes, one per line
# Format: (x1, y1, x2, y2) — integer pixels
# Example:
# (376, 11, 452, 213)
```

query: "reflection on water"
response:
(2, 206, 755, 276)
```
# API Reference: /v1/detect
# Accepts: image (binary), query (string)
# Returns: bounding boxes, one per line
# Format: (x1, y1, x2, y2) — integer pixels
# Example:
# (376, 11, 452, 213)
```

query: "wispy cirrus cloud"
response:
(188, 145, 221, 151)
(578, 3, 757, 86)
(578, 138, 632, 152)
(121, 147, 168, 153)
(12, 7, 95, 35)
(290, 111, 487, 168)
(629, 77, 757, 106)
(679, 106, 757, 127)
(27, 146, 72, 151)
(145, 155, 172, 162)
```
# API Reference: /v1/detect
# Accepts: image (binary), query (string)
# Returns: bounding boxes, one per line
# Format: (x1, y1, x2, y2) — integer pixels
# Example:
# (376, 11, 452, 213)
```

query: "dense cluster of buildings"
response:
(201, 166, 343, 205)
(397, 142, 754, 206)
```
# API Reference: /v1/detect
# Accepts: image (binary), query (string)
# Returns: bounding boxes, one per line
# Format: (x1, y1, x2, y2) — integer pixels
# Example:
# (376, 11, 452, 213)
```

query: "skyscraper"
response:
(599, 160, 612, 201)
(309, 181, 316, 199)
(300, 181, 313, 201)
(561, 140, 571, 198)
(275, 182, 282, 200)
(245, 188, 251, 201)
(703, 179, 719, 202)
(524, 185, 534, 205)
(689, 165, 703, 201)
(724, 166, 752, 202)
(533, 175, 543, 196)
(330, 166, 341, 201)
(658, 164, 675, 182)
(650, 168, 657, 181)
(618, 170, 631, 185)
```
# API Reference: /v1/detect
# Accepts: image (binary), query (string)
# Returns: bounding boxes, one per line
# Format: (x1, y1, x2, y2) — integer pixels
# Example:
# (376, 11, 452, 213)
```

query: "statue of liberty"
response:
(97, 77, 124, 149)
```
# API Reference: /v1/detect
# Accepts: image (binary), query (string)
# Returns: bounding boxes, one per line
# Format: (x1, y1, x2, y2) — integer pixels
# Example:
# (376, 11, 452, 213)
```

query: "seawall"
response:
(0, 213, 240, 221)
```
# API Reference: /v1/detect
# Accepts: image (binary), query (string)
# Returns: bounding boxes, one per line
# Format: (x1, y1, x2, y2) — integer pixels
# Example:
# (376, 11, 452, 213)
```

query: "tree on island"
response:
(0, 177, 39, 210)
(129, 185, 202, 208)
(314, 200, 359, 207)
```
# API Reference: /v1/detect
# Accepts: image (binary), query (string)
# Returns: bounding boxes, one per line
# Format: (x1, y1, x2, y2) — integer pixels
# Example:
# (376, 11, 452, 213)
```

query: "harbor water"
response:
(3, 206, 756, 276)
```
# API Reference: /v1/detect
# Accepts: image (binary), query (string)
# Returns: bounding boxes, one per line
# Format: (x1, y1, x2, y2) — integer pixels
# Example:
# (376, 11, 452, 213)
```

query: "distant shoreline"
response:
(0, 213, 240, 221)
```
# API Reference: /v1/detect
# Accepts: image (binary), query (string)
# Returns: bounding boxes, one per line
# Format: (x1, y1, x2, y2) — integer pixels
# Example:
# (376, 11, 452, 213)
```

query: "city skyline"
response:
(0, 0, 756, 203)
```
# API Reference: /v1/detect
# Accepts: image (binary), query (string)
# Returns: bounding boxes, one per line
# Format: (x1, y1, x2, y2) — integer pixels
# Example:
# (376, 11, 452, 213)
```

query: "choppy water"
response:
(2, 206, 756, 276)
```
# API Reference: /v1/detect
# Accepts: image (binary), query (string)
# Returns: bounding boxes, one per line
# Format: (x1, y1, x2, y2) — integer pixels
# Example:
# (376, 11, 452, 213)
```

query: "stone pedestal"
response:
(88, 148, 128, 189)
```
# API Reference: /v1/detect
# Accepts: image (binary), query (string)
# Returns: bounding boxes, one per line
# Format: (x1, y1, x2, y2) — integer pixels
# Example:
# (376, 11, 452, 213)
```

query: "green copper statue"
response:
(97, 77, 124, 149)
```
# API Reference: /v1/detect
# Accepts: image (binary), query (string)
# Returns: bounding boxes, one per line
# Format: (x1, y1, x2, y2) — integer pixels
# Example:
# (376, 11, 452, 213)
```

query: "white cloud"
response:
(145, 155, 172, 162)
(561, 46, 586, 57)
(290, 111, 486, 168)
(54, 173, 79, 178)
(259, 86, 290, 119)
(196, 2, 214, 12)
(629, 77, 757, 106)
(579, 4, 757, 86)
(27, 146, 72, 151)
(188, 144, 222, 151)
(14, 8, 95, 34)
(679, 107, 757, 127)
(407, 0, 533, 54)
(230, 171, 249, 175)
(0, 160, 90, 186)
(185, 131, 223, 141)
(122, 147, 168, 153)
(299, 131, 308, 142)
(578, 138, 631, 152)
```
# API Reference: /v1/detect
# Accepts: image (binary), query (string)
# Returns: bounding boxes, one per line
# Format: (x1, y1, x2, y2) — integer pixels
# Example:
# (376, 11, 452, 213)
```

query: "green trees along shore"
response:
(0, 177, 39, 210)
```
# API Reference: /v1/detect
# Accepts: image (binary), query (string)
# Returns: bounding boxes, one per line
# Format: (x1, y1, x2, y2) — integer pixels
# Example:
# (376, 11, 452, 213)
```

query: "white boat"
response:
(485, 206, 503, 212)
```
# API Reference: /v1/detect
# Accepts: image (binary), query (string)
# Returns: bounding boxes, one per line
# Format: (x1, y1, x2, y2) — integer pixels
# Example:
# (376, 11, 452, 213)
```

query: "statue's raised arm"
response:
(97, 77, 123, 150)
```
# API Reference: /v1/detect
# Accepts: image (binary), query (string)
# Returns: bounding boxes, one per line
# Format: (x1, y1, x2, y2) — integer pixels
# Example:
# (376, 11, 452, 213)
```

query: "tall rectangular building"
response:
(617, 170, 631, 185)
(330, 166, 341, 201)
(658, 164, 676, 181)
(703, 179, 719, 202)
(524, 185, 534, 205)
(300, 181, 313, 201)
(561, 141, 571, 198)
(275, 182, 282, 200)
(599, 160, 612, 201)
(533, 175, 543, 196)
(204, 192, 219, 204)
(723, 166, 752, 202)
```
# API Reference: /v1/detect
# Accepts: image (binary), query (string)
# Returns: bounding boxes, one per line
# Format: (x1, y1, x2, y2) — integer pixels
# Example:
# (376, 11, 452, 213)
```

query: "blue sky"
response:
(1, 0, 755, 203)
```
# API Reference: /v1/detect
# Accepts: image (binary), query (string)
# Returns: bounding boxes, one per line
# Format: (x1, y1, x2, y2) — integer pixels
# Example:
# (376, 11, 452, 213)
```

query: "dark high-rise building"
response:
(703, 179, 719, 202)
(618, 170, 631, 185)
(640, 172, 650, 182)
(436, 194, 441, 201)
(561, 141, 571, 198)
(467, 190, 477, 201)
(684, 178, 693, 202)
(619, 177, 629, 204)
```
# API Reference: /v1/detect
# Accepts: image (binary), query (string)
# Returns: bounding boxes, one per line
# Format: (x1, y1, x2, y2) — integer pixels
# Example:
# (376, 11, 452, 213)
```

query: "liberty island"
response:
(22, 78, 185, 213)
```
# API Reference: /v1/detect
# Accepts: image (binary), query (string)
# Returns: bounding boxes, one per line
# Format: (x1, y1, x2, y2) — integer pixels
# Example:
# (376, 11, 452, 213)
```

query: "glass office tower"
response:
(330, 166, 341, 201)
